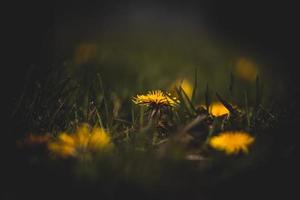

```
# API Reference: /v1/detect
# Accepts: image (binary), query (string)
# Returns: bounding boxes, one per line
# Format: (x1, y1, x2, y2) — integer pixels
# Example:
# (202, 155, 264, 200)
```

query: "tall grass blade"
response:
(180, 85, 197, 115)
(205, 84, 210, 111)
(244, 91, 250, 128)
(191, 68, 198, 103)
(216, 92, 237, 116)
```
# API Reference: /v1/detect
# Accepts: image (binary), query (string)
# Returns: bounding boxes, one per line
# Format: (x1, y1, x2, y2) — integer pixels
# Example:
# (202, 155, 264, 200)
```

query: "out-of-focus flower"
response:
(17, 133, 52, 148)
(24, 133, 52, 145)
(209, 102, 230, 117)
(48, 124, 113, 159)
(208, 131, 255, 155)
(132, 90, 179, 108)
(234, 57, 258, 81)
(171, 79, 193, 99)
(74, 43, 98, 65)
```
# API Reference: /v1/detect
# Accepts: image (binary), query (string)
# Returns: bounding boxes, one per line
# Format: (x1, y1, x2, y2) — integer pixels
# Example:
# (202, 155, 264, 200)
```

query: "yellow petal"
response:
(75, 124, 90, 147)
(58, 133, 75, 146)
(89, 127, 112, 151)
(48, 143, 76, 157)
(209, 102, 229, 117)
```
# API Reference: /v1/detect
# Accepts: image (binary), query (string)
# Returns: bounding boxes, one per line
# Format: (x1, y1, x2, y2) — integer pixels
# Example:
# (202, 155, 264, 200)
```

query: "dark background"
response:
(4, 0, 299, 199)
(6, 0, 299, 105)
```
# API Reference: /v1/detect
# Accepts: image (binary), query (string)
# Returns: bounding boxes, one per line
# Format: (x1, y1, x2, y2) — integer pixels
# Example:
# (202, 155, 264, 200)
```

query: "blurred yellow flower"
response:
(208, 131, 255, 155)
(23, 133, 52, 145)
(74, 43, 98, 65)
(171, 79, 193, 99)
(89, 127, 112, 151)
(209, 102, 230, 117)
(234, 57, 258, 81)
(132, 90, 179, 108)
(48, 124, 113, 158)
(17, 133, 52, 149)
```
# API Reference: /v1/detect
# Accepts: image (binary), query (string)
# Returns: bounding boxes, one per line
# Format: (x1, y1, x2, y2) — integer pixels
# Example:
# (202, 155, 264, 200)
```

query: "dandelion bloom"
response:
(209, 102, 230, 117)
(132, 90, 179, 108)
(208, 131, 255, 155)
(48, 124, 113, 158)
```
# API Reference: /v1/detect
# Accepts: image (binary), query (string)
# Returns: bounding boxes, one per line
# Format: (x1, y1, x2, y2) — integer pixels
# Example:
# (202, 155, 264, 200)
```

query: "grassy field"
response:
(4, 9, 299, 197)
(6, 48, 298, 200)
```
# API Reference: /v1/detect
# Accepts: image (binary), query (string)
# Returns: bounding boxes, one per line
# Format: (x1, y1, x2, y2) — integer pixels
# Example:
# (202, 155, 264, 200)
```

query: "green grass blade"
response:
(244, 91, 250, 128)
(95, 107, 104, 129)
(180, 85, 197, 115)
(191, 68, 198, 103)
(206, 116, 225, 142)
(216, 92, 237, 116)
(175, 87, 191, 115)
(97, 73, 110, 128)
(205, 83, 210, 111)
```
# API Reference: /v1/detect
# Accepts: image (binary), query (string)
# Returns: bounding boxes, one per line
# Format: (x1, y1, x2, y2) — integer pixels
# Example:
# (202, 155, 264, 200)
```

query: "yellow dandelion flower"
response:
(208, 131, 255, 155)
(48, 124, 113, 158)
(132, 90, 179, 107)
(209, 102, 230, 117)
